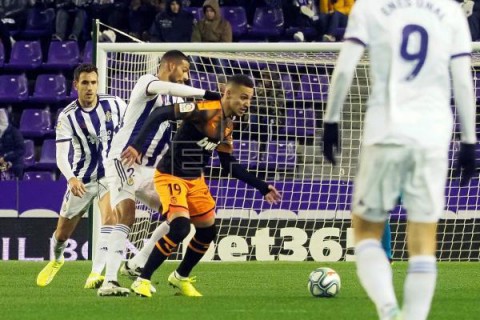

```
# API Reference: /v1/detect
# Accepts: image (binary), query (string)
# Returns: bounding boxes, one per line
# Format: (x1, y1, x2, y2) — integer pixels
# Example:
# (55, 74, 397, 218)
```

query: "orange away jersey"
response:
(158, 101, 234, 178)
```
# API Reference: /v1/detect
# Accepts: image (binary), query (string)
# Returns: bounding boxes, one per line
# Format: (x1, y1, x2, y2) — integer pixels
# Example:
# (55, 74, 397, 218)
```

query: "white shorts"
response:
(60, 177, 109, 219)
(352, 144, 448, 223)
(105, 158, 160, 211)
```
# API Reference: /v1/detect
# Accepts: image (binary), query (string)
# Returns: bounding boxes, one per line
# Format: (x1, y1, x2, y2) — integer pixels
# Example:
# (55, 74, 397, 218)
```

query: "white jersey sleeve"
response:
(55, 111, 73, 142)
(343, 0, 369, 46)
(450, 3, 472, 58)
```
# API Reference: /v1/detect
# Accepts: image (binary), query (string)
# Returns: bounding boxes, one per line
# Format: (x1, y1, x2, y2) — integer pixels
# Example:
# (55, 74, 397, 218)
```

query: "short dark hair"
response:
(227, 74, 254, 88)
(74, 63, 98, 81)
(159, 50, 190, 64)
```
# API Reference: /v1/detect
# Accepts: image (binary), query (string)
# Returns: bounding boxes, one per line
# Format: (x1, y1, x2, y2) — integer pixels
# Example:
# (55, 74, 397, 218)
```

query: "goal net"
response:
(96, 42, 480, 262)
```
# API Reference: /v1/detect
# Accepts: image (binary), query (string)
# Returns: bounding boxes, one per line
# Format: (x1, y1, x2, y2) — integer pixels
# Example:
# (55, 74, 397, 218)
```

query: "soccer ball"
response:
(307, 267, 341, 298)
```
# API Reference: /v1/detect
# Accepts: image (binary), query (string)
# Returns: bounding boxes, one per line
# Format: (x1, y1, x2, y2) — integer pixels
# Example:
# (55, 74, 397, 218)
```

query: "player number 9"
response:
(400, 24, 429, 81)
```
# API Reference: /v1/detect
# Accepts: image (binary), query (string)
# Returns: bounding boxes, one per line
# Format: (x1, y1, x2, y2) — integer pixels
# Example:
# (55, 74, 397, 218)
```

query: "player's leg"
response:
(98, 159, 137, 296)
(381, 220, 393, 262)
(85, 182, 115, 289)
(37, 186, 92, 287)
(352, 145, 408, 319)
(169, 176, 216, 297)
(122, 167, 170, 275)
(132, 172, 191, 298)
(401, 147, 446, 320)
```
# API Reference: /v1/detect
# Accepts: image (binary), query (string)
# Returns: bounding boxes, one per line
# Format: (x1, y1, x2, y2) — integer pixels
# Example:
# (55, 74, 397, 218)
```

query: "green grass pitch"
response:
(1, 261, 478, 320)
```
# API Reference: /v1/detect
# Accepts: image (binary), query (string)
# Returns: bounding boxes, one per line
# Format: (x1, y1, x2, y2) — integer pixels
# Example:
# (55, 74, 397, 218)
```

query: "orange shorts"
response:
(153, 170, 216, 222)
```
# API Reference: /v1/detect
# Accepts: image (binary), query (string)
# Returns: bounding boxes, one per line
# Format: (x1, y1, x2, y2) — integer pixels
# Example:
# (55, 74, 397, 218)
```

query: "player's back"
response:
(348, 0, 471, 148)
(109, 74, 182, 166)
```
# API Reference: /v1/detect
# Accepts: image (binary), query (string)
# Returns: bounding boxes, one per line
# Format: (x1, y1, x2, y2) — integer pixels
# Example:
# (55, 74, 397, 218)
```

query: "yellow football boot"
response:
(168, 272, 202, 297)
(84, 272, 105, 289)
(36, 259, 64, 287)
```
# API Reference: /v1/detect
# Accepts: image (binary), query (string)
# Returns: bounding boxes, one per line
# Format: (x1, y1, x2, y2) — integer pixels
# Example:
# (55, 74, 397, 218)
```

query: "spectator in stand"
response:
(149, 0, 194, 42)
(52, 0, 89, 41)
(0, 109, 25, 181)
(89, 1, 130, 35)
(0, 0, 29, 57)
(289, 0, 328, 42)
(191, 0, 232, 42)
(0, 20, 12, 63)
(128, 0, 156, 40)
(459, 0, 480, 40)
(319, 0, 353, 42)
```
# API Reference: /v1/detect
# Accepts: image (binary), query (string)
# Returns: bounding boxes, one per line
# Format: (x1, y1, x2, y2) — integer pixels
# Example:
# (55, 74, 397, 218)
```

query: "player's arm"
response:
(146, 79, 221, 100)
(55, 113, 86, 197)
(323, 41, 364, 165)
(217, 151, 281, 205)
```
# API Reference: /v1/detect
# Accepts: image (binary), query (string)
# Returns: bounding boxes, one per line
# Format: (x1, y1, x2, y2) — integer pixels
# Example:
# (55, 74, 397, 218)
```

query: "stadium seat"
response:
(19, 109, 54, 138)
(280, 108, 315, 137)
(20, 8, 55, 39)
(109, 73, 136, 101)
(296, 74, 329, 102)
(0, 74, 29, 103)
(23, 139, 35, 168)
(221, 6, 248, 38)
(249, 7, 284, 38)
(280, 73, 295, 100)
(190, 71, 218, 91)
(30, 74, 67, 103)
(210, 140, 260, 169)
(44, 41, 80, 70)
(35, 139, 57, 170)
(23, 171, 55, 181)
(6, 40, 43, 70)
(184, 7, 203, 23)
(68, 86, 78, 101)
(0, 42, 4, 67)
(264, 140, 297, 170)
(83, 40, 93, 62)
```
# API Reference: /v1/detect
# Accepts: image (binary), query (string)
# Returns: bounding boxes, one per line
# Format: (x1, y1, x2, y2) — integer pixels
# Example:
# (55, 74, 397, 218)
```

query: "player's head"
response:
(73, 63, 98, 108)
(223, 74, 254, 117)
(158, 50, 190, 84)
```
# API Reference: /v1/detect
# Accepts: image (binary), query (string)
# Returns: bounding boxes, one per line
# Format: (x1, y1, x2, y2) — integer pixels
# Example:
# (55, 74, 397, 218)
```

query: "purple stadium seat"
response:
(24, 171, 55, 181)
(6, 41, 43, 70)
(280, 73, 294, 100)
(23, 139, 35, 168)
(68, 86, 78, 100)
(44, 41, 80, 69)
(296, 74, 329, 101)
(30, 74, 67, 103)
(0, 74, 29, 103)
(20, 109, 54, 138)
(21, 8, 55, 38)
(184, 7, 203, 23)
(190, 71, 218, 91)
(264, 140, 296, 170)
(210, 140, 259, 169)
(35, 139, 57, 170)
(280, 108, 315, 137)
(250, 7, 284, 38)
(221, 6, 248, 38)
(0, 42, 4, 67)
(83, 40, 93, 62)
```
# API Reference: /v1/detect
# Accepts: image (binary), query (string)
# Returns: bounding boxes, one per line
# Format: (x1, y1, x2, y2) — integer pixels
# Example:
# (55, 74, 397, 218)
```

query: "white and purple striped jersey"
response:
(56, 94, 127, 183)
(344, 0, 471, 148)
(108, 74, 184, 167)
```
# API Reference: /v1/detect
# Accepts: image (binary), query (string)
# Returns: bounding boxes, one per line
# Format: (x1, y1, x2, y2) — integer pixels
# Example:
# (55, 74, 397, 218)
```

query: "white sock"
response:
(130, 221, 170, 268)
(355, 239, 399, 319)
(104, 224, 130, 283)
(51, 232, 66, 262)
(91, 225, 113, 274)
(403, 255, 437, 320)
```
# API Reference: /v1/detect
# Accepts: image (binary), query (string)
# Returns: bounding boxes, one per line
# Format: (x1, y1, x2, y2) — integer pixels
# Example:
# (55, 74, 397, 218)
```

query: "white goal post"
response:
(94, 42, 480, 262)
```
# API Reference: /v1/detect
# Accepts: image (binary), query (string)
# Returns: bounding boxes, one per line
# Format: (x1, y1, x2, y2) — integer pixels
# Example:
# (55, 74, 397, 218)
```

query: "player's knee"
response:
(167, 216, 191, 243)
(194, 224, 217, 244)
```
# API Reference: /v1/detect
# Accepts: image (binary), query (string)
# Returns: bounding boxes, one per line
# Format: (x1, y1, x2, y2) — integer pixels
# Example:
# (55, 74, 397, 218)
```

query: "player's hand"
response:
(455, 142, 477, 186)
(68, 177, 86, 198)
(264, 185, 281, 205)
(121, 146, 141, 167)
(322, 122, 341, 166)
